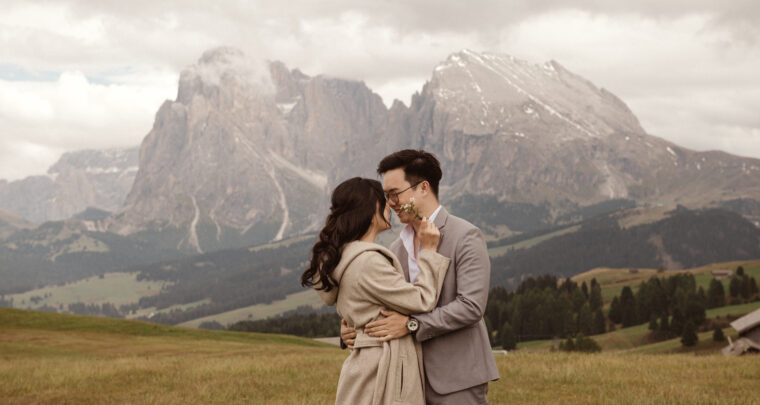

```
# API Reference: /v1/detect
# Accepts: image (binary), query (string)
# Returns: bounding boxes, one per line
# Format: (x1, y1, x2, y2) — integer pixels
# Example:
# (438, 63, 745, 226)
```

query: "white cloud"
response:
(499, 10, 760, 158)
(0, 70, 176, 181)
(0, 1, 759, 181)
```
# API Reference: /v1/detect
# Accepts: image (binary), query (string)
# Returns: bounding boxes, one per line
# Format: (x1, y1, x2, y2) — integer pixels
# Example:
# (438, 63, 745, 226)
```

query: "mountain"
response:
(397, 50, 760, 210)
(490, 207, 760, 288)
(107, 47, 760, 254)
(3, 47, 760, 299)
(108, 48, 390, 253)
(0, 147, 138, 223)
(0, 208, 34, 239)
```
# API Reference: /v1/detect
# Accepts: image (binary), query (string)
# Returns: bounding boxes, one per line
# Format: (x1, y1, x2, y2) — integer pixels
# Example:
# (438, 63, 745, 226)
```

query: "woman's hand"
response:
(418, 217, 441, 251)
(341, 319, 356, 349)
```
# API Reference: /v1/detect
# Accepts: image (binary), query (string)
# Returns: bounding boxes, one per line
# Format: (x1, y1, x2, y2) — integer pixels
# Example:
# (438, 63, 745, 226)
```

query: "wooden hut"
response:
(711, 269, 733, 280)
(722, 308, 760, 356)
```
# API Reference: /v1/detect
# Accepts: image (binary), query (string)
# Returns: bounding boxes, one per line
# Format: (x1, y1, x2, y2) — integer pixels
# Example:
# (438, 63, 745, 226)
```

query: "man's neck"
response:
(410, 203, 440, 234)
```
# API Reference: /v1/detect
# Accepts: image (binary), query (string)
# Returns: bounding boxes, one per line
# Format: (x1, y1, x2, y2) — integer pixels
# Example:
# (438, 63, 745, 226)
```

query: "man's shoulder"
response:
(444, 212, 481, 236)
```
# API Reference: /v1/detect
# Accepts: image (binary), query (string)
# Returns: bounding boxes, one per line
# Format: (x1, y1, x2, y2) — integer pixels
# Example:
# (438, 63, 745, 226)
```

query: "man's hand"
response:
(365, 309, 410, 342)
(341, 319, 357, 349)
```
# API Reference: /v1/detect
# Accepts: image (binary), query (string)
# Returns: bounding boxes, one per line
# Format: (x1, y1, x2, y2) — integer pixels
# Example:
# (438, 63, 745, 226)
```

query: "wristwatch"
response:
(406, 317, 419, 334)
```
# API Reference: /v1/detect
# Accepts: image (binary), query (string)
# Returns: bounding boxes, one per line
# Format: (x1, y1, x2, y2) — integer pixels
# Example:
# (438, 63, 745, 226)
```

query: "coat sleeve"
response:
(357, 250, 450, 315)
(413, 228, 490, 342)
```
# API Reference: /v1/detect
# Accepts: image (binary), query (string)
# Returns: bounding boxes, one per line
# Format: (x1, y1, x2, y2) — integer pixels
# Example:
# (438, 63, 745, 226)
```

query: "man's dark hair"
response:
(377, 149, 442, 198)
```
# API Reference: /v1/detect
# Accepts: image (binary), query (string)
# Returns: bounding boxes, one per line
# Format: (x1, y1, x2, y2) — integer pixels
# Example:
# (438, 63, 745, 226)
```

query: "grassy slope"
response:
(179, 289, 324, 328)
(2, 308, 760, 404)
(487, 225, 580, 257)
(7, 272, 169, 310)
(572, 260, 760, 305)
(517, 301, 760, 353)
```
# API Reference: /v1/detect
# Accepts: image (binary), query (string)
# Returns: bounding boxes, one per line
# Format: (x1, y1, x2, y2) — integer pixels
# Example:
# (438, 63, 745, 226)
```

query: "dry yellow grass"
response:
(2, 308, 760, 404)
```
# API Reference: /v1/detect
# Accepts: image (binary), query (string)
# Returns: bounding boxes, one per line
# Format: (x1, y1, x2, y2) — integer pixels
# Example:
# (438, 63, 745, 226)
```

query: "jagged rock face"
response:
(0, 208, 33, 239)
(402, 50, 760, 208)
(111, 47, 760, 253)
(112, 48, 389, 253)
(0, 148, 138, 223)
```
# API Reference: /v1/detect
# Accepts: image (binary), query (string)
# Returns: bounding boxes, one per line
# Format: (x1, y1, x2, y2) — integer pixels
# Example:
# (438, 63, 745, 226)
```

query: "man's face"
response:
(382, 168, 417, 224)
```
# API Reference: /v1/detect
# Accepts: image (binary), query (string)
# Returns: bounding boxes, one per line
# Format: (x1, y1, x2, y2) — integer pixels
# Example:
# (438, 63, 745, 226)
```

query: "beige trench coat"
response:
(316, 241, 450, 405)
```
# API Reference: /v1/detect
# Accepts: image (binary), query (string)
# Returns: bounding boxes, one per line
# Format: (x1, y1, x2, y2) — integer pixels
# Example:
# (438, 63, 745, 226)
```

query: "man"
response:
(341, 149, 499, 404)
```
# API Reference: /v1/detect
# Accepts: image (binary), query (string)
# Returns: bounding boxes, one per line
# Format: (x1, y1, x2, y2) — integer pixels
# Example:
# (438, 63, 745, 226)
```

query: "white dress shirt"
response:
(400, 205, 442, 283)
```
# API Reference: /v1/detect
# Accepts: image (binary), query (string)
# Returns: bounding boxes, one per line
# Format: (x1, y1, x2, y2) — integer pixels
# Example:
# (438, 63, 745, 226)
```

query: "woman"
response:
(301, 177, 450, 405)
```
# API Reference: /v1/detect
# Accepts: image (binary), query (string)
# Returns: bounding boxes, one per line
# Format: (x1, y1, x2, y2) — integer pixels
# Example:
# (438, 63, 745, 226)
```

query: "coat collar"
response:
(433, 206, 449, 231)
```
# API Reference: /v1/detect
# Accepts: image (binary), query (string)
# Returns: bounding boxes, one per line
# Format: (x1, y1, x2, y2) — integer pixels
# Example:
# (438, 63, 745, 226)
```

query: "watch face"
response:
(407, 318, 419, 332)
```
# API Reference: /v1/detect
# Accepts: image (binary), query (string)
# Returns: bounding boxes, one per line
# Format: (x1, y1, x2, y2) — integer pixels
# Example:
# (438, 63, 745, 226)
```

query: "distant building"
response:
(711, 269, 733, 280)
(722, 308, 760, 356)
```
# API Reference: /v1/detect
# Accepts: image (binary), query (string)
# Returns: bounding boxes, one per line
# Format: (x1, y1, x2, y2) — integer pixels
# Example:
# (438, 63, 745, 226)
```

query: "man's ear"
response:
(420, 181, 431, 195)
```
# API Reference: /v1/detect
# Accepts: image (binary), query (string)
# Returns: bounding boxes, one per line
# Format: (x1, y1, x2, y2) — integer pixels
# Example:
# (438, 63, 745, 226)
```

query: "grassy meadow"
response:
(6, 272, 169, 311)
(2, 308, 760, 404)
(179, 289, 324, 328)
(571, 260, 760, 305)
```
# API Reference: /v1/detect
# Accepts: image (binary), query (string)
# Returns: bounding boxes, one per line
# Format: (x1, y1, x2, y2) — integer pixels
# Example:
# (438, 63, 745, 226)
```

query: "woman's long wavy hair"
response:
(301, 177, 389, 292)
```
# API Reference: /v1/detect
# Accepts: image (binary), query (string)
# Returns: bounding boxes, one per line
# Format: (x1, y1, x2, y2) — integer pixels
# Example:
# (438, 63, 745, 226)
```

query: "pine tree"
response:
(658, 314, 669, 332)
(681, 321, 698, 347)
(589, 284, 603, 312)
(621, 286, 638, 327)
(729, 277, 741, 298)
(609, 296, 622, 324)
(713, 326, 726, 342)
(648, 315, 658, 331)
(670, 307, 685, 335)
(577, 305, 593, 335)
(707, 279, 726, 309)
(741, 275, 752, 299)
(500, 322, 517, 350)
(593, 309, 606, 335)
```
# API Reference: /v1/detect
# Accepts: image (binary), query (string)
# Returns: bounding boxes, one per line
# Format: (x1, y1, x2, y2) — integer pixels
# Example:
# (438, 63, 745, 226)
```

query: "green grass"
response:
(488, 225, 580, 257)
(128, 299, 212, 320)
(572, 260, 760, 307)
(179, 289, 324, 328)
(706, 301, 760, 318)
(2, 308, 760, 404)
(8, 272, 169, 310)
(518, 301, 760, 353)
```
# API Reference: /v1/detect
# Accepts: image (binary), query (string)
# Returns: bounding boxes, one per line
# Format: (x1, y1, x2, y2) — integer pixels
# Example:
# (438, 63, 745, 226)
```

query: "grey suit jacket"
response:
(390, 207, 499, 395)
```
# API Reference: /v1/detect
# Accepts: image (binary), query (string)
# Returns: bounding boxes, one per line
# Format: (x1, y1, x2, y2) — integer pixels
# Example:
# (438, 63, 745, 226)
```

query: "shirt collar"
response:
(400, 204, 442, 242)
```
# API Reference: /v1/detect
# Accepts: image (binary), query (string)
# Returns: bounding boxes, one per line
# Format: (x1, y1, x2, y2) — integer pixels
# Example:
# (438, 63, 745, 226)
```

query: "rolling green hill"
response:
(571, 260, 760, 305)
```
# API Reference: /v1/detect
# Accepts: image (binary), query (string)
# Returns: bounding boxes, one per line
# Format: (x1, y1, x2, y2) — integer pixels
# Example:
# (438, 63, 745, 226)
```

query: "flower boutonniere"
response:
(399, 197, 423, 220)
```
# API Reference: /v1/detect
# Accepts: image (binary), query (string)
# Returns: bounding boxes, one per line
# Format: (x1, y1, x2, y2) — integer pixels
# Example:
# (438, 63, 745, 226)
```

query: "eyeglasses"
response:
(384, 181, 422, 204)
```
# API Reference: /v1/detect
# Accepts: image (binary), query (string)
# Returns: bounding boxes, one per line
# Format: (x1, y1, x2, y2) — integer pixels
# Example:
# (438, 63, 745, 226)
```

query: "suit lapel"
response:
(393, 239, 411, 283)
(434, 206, 449, 246)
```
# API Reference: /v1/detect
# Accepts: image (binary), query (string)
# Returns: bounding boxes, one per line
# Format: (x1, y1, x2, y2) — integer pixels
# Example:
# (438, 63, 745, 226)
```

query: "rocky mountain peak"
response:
(0, 147, 139, 223)
(427, 49, 645, 139)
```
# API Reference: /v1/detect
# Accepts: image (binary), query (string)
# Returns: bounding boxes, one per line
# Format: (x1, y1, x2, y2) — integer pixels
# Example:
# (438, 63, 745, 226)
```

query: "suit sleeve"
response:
(357, 250, 450, 315)
(413, 228, 490, 342)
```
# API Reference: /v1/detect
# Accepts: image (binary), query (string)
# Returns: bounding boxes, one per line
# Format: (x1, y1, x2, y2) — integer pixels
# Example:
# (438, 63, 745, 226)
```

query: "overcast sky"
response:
(1, 1, 759, 181)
